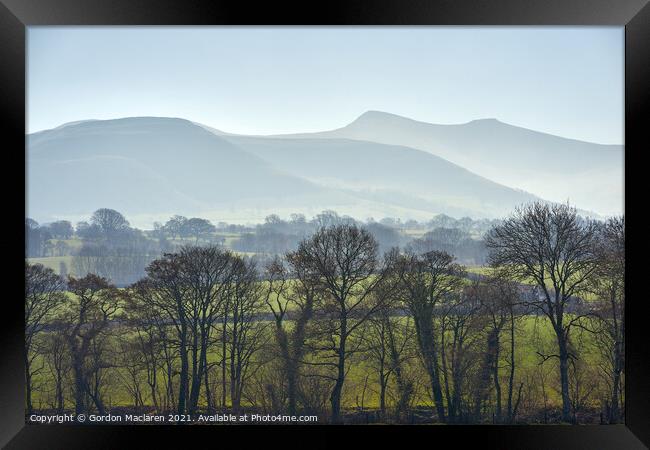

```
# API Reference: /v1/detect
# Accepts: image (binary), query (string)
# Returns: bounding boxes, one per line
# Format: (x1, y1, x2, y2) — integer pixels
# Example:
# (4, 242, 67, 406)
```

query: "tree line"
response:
(25, 202, 624, 424)
(27, 208, 489, 287)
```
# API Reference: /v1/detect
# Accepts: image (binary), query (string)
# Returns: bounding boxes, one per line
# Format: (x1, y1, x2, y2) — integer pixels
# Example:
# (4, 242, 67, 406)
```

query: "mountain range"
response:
(274, 111, 624, 216)
(27, 112, 622, 228)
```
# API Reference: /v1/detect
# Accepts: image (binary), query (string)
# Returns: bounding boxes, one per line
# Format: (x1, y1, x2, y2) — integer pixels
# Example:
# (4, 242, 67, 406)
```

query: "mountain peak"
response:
(466, 117, 502, 125)
(54, 119, 99, 129)
(32, 116, 199, 135)
(358, 110, 392, 118)
(351, 111, 504, 128)
(347, 110, 410, 128)
(355, 110, 401, 121)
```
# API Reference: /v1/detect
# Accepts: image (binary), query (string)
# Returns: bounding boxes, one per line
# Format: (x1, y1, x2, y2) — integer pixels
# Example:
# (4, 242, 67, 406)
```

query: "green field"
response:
(30, 311, 602, 413)
(28, 256, 74, 275)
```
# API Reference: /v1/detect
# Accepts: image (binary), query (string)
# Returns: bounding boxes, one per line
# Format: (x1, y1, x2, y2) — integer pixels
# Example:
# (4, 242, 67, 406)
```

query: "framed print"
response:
(1, 0, 648, 448)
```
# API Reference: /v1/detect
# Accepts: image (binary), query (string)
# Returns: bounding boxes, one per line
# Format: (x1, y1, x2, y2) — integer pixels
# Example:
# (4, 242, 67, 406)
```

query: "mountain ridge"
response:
(342, 110, 621, 146)
(26, 115, 610, 227)
(267, 110, 623, 216)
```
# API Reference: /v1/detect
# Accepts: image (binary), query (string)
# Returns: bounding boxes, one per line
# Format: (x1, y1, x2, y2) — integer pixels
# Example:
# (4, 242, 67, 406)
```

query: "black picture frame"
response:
(1, 1, 648, 448)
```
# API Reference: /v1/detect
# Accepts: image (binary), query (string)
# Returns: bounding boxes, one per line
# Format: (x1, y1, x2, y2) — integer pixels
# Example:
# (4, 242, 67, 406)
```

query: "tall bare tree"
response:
(363, 281, 414, 421)
(42, 329, 69, 413)
(261, 256, 291, 409)
(467, 276, 522, 422)
(438, 282, 482, 422)
(63, 274, 121, 414)
(133, 246, 235, 414)
(589, 216, 625, 422)
(297, 225, 384, 422)
(131, 253, 191, 414)
(485, 202, 599, 422)
(262, 254, 319, 415)
(123, 288, 173, 412)
(390, 249, 465, 423)
(180, 246, 234, 415)
(25, 263, 66, 415)
(223, 257, 267, 413)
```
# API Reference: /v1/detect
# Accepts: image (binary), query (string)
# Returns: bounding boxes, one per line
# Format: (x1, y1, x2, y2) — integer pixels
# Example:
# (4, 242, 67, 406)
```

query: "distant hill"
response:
(27, 117, 336, 224)
(222, 135, 541, 218)
(27, 116, 548, 226)
(273, 111, 623, 216)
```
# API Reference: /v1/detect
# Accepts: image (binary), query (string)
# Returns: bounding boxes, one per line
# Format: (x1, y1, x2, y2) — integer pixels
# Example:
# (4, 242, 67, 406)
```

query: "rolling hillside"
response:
(27, 115, 590, 227)
(223, 135, 540, 218)
(28, 117, 333, 223)
(273, 111, 623, 216)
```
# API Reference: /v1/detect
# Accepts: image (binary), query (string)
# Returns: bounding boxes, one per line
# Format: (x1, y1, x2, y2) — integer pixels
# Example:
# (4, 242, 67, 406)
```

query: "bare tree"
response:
(297, 225, 384, 422)
(25, 263, 66, 415)
(467, 276, 522, 423)
(363, 287, 414, 422)
(63, 274, 121, 414)
(113, 333, 147, 409)
(183, 218, 217, 244)
(485, 202, 600, 422)
(130, 254, 191, 414)
(261, 256, 291, 408)
(47, 220, 74, 239)
(438, 283, 482, 422)
(588, 216, 625, 422)
(223, 257, 268, 413)
(163, 215, 188, 241)
(133, 246, 234, 414)
(180, 246, 234, 415)
(42, 329, 70, 413)
(90, 208, 130, 239)
(123, 290, 174, 412)
(259, 251, 321, 415)
(390, 249, 465, 423)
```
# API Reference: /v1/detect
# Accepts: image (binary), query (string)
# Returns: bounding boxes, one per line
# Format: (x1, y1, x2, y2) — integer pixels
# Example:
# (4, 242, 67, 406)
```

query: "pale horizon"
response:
(28, 26, 624, 145)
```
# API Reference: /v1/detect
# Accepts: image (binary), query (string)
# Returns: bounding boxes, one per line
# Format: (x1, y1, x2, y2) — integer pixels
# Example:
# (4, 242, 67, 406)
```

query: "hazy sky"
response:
(28, 26, 623, 144)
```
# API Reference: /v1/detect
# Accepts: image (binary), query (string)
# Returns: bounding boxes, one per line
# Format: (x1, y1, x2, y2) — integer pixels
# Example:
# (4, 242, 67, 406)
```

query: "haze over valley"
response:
(27, 111, 621, 228)
(278, 110, 623, 216)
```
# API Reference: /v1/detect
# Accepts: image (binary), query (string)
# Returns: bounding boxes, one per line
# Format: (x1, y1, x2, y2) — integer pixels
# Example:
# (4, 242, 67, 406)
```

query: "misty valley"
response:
(25, 113, 624, 425)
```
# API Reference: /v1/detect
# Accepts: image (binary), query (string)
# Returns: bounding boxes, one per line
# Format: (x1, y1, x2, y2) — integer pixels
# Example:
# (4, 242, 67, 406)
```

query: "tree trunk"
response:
(557, 333, 572, 422)
(287, 294, 314, 415)
(387, 323, 410, 421)
(204, 350, 213, 413)
(474, 328, 498, 421)
(493, 342, 502, 422)
(229, 350, 240, 415)
(55, 372, 64, 413)
(72, 358, 86, 415)
(379, 372, 387, 418)
(330, 322, 347, 424)
(286, 361, 297, 416)
(24, 347, 33, 416)
(88, 382, 106, 415)
(188, 328, 203, 415)
(177, 328, 189, 415)
(281, 330, 299, 416)
(506, 312, 516, 422)
(229, 319, 240, 416)
(221, 307, 229, 408)
(273, 325, 294, 414)
(393, 367, 410, 422)
(150, 378, 159, 412)
(415, 316, 446, 423)
(329, 380, 343, 423)
(164, 342, 175, 412)
(611, 367, 621, 423)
